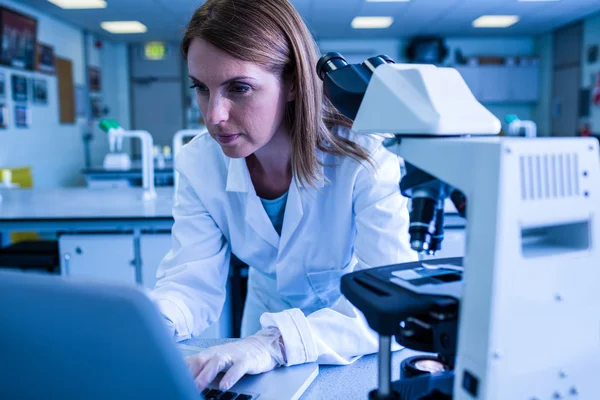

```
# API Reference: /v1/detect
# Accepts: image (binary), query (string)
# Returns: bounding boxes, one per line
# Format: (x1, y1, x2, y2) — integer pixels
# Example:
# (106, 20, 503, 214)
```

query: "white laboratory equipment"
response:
(505, 114, 537, 137)
(0, 169, 20, 203)
(319, 53, 599, 399)
(153, 145, 166, 170)
(99, 119, 156, 200)
(172, 128, 207, 196)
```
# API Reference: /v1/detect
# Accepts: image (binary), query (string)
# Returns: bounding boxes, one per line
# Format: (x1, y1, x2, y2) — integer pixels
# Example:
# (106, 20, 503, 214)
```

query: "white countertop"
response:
(0, 187, 463, 223)
(182, 338, 426, 400)
(0, 187, 174, 220)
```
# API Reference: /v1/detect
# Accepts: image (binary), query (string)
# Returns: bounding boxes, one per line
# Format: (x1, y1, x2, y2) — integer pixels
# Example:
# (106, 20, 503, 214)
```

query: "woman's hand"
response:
(186, 327, 286, 392)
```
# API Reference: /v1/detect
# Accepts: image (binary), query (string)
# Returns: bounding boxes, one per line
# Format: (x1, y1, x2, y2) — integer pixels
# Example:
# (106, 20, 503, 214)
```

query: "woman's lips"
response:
(216, 134, 240, 145)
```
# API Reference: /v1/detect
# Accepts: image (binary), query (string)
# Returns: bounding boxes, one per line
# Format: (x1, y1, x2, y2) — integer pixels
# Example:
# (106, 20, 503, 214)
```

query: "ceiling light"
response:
(48, 0, 107, 9)
(101, 21, 147, 34)
(351, 16, 394, 29)
(472, 15, 520, 28)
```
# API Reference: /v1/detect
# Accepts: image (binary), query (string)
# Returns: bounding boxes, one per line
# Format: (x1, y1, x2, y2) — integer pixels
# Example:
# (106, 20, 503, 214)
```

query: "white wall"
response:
(583, 12, 600, 135)
(0, 0, 85, 187)
(318, 38, 402, 64)
(318, 36, 539, 130)
(88, 36, 131, 167)
(0, 0, 130, 188)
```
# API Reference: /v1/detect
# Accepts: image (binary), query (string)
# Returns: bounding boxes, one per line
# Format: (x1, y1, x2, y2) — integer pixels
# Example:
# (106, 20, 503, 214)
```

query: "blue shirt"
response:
(260, 191, 288, 236)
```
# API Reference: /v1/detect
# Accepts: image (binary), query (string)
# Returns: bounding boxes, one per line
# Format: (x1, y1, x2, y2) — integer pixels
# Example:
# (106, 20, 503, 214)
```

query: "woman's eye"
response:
(190, 83, 208, 93)
(231, 85, 250, 94)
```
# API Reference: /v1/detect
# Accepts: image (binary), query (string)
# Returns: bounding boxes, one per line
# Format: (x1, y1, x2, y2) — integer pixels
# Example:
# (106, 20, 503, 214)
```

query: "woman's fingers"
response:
(185, 353, 209, 377)
(219, 362, 248, 391)
(193, 355, 231, 391)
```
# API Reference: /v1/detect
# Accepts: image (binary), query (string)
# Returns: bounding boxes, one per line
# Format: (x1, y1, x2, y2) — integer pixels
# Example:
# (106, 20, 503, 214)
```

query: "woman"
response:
(151, 0, 417, 392)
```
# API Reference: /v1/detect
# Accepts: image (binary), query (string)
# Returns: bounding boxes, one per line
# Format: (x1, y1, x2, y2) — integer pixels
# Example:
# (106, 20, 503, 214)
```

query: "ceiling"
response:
(15, 0, 600, 42)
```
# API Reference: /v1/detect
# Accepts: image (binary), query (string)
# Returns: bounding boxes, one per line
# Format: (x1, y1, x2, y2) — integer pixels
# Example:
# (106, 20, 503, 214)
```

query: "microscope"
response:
(317, 53, 600, 399)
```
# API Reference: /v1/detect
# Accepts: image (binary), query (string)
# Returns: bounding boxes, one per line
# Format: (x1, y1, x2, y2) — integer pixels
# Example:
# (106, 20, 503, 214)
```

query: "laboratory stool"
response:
(0, 240, 60, 274)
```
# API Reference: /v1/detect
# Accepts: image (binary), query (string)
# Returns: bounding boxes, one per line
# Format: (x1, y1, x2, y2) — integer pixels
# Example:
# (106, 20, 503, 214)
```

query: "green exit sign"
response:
(144, 42, 167, 60)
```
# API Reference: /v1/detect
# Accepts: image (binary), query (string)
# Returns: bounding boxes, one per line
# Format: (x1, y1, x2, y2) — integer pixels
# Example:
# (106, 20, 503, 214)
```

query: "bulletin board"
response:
(56, 56, 75, 124)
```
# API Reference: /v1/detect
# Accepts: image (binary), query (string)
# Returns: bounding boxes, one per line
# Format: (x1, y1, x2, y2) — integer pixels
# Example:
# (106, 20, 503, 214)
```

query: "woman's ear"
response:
(285, 77, 296, 102)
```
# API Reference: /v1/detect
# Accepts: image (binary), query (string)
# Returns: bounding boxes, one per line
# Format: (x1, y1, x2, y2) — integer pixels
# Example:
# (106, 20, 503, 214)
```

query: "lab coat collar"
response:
(296, 150, 326, 189)
(225, 151, 326, 192)
(225, 157, 279, 248)
(224, 155, 317, 252)
(226, 157, 250, 193)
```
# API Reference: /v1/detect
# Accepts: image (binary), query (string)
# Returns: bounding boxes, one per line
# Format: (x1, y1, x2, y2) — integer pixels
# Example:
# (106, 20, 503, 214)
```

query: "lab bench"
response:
(83, 159, 175, 188)
(0, 187, 466, 339)
(182, 338, 426, 400)
(0, 187, 229, 339)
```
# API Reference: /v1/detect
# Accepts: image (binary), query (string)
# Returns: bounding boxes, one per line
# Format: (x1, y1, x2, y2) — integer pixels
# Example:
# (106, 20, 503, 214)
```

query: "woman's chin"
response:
(220, 144, 252, 159)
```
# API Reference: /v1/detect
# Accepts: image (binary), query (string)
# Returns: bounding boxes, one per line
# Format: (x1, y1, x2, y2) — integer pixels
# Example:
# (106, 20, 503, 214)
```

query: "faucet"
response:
(99, 119, 157, 200)
(505, 115, 537, 138)
(172, 129, 206, 197)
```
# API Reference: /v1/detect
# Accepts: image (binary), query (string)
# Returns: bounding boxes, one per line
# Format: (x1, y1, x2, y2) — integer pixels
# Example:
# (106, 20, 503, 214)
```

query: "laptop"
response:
(0, 269, 318, 400)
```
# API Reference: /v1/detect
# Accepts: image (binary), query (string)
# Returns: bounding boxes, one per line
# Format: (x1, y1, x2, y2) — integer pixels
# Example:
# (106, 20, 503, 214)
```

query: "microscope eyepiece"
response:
(363, 54, 395, 73)
(317, 52, 396, 120)
(316, 52, 348, 80)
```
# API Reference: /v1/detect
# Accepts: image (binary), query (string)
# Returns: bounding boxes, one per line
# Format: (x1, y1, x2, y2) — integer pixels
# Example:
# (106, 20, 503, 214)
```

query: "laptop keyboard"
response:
(202, 388, 253, 400)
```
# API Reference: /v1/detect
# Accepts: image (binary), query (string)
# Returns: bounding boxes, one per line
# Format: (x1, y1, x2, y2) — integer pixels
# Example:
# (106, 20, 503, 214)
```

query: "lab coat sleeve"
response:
(260, 145, 418, 366)
(150, 171, 230, 342)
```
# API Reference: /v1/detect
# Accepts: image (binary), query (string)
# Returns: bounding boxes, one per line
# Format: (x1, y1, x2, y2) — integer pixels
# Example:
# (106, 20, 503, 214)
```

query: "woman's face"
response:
(187, 38, 293, 159)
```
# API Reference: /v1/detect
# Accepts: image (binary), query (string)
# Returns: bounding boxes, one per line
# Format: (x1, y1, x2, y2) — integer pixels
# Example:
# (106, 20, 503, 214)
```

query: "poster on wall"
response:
(0, 104, 7, 128)
(36, 42, 55, 74)
(32, 79, 47, 104)
(11, 74, 28, 102)
(0, 72, 5, 98)
(14, 104, 30, 128)
(0, 7, 37, 70)
(88, 66, 101, 92)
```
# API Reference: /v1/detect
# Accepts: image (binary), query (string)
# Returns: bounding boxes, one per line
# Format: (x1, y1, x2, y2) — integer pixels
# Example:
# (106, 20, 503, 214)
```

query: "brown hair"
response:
(181, 0, 372, 188)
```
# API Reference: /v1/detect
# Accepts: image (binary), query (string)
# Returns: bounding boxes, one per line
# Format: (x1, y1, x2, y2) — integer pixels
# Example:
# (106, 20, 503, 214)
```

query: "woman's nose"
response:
(205, 96, 229, 125)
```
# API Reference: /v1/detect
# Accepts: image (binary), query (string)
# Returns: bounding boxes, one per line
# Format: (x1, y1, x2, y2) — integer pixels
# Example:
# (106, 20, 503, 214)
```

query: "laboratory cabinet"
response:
(60, 234, 137, 285)
(454, 65, 540, 103)
(59, 232, 231, 338)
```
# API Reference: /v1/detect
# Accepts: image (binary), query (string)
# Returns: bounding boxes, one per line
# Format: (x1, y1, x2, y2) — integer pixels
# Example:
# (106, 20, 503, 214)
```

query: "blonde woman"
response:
(151, 0, 417, 392)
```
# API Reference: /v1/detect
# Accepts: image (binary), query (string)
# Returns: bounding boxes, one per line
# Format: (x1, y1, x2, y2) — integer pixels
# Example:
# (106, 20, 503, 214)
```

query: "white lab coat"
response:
(151, 126, 417, 366)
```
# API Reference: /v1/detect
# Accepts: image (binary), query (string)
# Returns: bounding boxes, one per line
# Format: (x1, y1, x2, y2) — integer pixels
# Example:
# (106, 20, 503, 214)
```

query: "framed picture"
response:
(0, 72, 5, 98)
(11, 74, 28, 102)
(0, 104, 7, 128)
(0, 7, 37, 70)
(88, 66, 101, 92)
(14, 104, 30, 128)
(32, 79, 47, 104)
(36, 42, 55, 74)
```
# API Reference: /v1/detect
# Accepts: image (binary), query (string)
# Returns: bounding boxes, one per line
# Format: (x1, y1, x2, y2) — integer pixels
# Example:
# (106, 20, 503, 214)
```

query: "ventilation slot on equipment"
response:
(520, 153, 580, 201)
